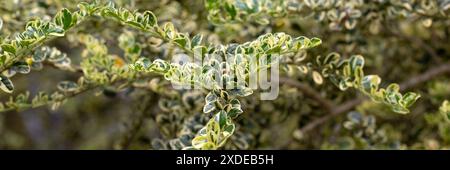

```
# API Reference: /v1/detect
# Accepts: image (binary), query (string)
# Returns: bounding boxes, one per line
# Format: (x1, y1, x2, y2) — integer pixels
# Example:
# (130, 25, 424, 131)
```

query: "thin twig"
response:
(42, 61, 83, 73)
(119, 93, 156, 149)
(279, 77, 334, 111)
(399, 63, 450, 91)
(388, 28, 442, 63)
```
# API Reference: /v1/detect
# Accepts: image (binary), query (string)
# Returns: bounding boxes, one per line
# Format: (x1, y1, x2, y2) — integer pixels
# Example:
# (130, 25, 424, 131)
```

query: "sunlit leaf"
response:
(0, 75, 14, 93)
(57, 81, 79, 93)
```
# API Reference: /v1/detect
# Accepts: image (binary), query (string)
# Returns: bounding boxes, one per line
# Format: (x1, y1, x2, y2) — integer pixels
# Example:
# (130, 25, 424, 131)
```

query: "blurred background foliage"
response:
(0, 0, 449, 149)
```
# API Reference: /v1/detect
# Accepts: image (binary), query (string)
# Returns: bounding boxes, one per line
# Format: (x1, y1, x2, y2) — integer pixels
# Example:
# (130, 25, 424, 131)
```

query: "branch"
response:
(42, 61, 83, 74)
(389, 29, 442, 64)
(299, 62, 450, 134)
(399, 63, 450, 91)
(117, 93, 156, 149)
(278, 62, 450, 149)
(279, 77, 334, 112)
(300, 98, 362, 133)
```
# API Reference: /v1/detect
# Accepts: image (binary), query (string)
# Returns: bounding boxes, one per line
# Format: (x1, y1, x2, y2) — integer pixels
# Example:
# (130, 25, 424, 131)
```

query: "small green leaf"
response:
(266, 45, 281, 54)
(440, 100, 450, 122)
(2, 69, 16, 77)
(343, 121, 355, 130)
(101, 8, 120, 20)
(150, 59, 170, 73)
(392, 106, 409, 114)
(297, 65, 309, 74)
(338, 80, 350, 90)
(163, 22, 176, 39)
(224, 3, 237, 19)
(401, 92, 420, 108)
(227, 107, 243, 119)
(133, 58, 151, 70)
(361, 75, 380, 93)
(205, 92, 218, 103)
(347, 112, 362, 124)
(386, 83, 400, 93)
(234, 88, 253, 97)
(255, 17, 270, 25)
(229, 99, 240, 107)
(191, 135, 209, 149)
(222, 124, 235, 136)
(217, 110, 227, 128)
(125, 21, 143, 29)
(174, 36, 188, 48)
(32, 47, 49, 62)
(323, 52, 340, 65)
(294, 36, 310, 49)
(219, 90, 229, 100)
(205, 0, 219, 9)
(48, 50, 67, 62)
(54, 57, 71, 68)
(312, 71, 323, 85)
(31, 62, 43, 70)
(349, 55, 364, 71)
(386, 92, 401, 105)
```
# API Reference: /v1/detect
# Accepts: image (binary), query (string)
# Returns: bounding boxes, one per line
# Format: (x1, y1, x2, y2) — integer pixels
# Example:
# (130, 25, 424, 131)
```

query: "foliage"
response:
(0, 0, 448, 150)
